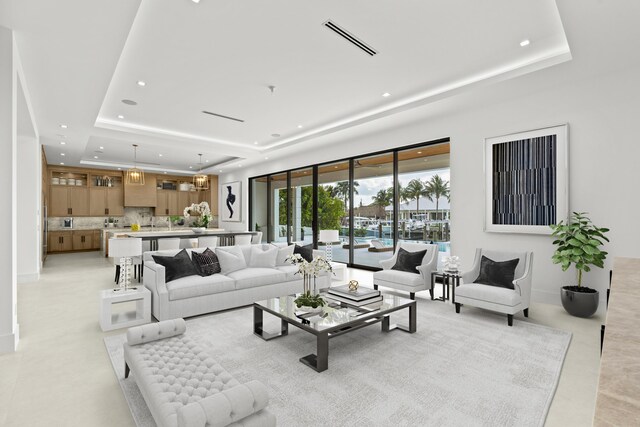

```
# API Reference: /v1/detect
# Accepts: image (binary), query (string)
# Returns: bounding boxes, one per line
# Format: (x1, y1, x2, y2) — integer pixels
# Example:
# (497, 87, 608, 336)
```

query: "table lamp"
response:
(318, 230, 339, 263)
(109, 237, 142, 291)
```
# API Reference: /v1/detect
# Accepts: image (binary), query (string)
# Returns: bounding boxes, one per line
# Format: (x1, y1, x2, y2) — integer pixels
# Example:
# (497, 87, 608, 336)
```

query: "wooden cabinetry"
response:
(90, 186, 124, 216)
(124, 174, 157, 207)
(72, 230, 93, 250)
(49, 186, 89, 216)
(49, 231, 73, 252)
(154, 174, 218, 217)
(48, 229, 101, 253)
(156, 190, 179, 216)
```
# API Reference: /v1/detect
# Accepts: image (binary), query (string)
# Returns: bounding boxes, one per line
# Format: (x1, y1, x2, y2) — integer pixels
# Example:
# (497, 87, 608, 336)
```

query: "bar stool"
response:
(251, 232, 263, 244)
(234, 235, 252, 245)
(158, 238, 181, 251)
(198, 236, 218, 248)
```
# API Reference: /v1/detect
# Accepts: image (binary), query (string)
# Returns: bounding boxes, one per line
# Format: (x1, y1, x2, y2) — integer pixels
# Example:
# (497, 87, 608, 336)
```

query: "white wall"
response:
(17, 134, 41, 282)
(219, 51, 640, 308)
(0, 26, 19, 352)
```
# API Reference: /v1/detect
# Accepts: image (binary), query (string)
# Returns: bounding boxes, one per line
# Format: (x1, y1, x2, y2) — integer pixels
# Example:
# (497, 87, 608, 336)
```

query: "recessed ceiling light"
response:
(99, 146, 104, 150)
(297, 125, 303, 129)
(238, 164, 242, 167)
(219, 169, 223, 172)
(189, 166, 193, 169)
(382, 92, 391, 97)
(118, 167, 122, 170)
(59, 124, 68, 129)
(60, 153, 65, 156)
(56, 134, 66, 138)
(520, 39, 530, 47)
(121, 99, 137, 106)
(417, 151, 422, 154)
(60, 141, 66, 145)
(158, 154, 163, 157)
(192, 0, 201, 3)
(164, 171, 167, 174)
(94, 156, 98, 159)
(334, 166, 338, 168)
(137, 80, 146, 87)
(205, 160, 209, 163)
(117, 115, 124, 119)
(59, 162, 64, 165)
(254, 141, 258, 145)
(265, 157, 269, 160)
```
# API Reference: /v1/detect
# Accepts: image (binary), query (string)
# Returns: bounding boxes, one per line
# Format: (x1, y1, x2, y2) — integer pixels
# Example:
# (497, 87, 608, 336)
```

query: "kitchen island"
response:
(125, 229, 258, 250)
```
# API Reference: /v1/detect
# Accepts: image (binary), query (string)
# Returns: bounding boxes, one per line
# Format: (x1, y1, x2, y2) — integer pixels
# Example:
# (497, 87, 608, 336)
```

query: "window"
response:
(317, 161, 350, 264)
(269, 173, 288, 243)
(289, 167, 313, 245)
(250, 176, 268, 242)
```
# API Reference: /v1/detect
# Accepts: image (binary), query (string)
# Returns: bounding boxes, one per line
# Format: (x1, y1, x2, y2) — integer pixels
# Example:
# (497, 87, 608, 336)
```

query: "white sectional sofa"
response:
(124, 318, 276, 427)
(143, 244, 306, 320)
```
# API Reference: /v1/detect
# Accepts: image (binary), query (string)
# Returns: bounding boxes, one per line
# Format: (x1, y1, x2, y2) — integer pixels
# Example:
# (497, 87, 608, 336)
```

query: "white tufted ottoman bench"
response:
(124, 318, 276, 427)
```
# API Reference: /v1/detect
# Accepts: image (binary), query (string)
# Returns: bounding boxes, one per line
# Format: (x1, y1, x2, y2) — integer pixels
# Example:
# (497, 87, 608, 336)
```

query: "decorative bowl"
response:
(299, 305, 323, 314)
(192, 227, 206, 234)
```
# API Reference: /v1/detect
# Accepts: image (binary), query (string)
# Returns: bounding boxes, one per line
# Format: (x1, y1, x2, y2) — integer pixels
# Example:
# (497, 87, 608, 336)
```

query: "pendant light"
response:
(126, 144, 145, 185)
(193, 153, 209, 190)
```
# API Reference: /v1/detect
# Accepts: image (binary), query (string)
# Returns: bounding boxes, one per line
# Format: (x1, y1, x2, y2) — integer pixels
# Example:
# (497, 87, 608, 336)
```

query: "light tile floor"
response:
(0, 252, 602, 426)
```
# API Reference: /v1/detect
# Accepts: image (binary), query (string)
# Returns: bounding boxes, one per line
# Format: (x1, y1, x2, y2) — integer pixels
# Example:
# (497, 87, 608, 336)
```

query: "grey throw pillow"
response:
(152, 249, 198, 282)
(391, 247, 427, 274)
(473, 256, 519, 289)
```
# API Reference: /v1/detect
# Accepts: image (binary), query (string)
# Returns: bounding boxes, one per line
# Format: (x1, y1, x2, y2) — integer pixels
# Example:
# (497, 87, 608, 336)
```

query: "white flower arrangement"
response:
(443, 255, 461, 272)
(287, 253, 333, 278)
(183, 201, 211, 228)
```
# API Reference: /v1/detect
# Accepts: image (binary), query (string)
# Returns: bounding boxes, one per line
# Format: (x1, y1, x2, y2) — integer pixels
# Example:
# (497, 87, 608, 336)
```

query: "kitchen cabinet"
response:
(72, 231, 93, 250)
(49, 186, 89, 216)
(92, 230, 102, 250)
(90, 187, 124, 216)
(124, 174, 157, 207)
(48, 231, 73, 252)
(156, 190, 179, 216)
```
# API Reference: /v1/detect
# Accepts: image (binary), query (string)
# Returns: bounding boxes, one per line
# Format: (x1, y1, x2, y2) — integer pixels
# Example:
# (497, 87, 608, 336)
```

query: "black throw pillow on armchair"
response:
(473, 256, 519, 289)
(391, 247, 427, 274)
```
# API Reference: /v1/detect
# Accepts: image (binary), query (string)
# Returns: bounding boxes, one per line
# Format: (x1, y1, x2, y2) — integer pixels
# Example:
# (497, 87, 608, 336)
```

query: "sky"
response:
(351, 168, 450, 206)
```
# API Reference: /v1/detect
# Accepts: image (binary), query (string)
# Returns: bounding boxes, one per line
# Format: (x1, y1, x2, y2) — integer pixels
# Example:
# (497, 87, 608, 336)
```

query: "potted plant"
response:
(550, 212, 609, 317)
(288, 253, 333, 312)
(183, 202, 211, 233)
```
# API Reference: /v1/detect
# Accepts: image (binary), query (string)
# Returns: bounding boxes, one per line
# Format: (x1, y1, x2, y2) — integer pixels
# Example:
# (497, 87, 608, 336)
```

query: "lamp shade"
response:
(318, 230, 339, 243)
(109, 238, 142, 258)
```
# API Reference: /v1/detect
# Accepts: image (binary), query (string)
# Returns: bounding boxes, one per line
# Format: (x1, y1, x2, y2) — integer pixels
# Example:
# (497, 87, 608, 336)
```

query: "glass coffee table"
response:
(253, 293, 416, 372)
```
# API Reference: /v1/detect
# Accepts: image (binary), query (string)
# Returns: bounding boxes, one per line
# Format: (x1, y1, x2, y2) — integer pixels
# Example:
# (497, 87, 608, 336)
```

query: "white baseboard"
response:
(531, 289, 560, 305)
(0, 325, 19, 353)
(18, 273, 39, 284)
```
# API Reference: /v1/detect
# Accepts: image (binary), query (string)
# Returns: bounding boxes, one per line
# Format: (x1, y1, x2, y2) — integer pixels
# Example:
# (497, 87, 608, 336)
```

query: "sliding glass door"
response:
(249, 139, 450, 270)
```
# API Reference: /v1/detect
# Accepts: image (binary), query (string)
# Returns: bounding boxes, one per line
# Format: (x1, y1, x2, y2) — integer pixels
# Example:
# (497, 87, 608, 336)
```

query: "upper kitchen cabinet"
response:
(124, 173, 157, 207)
(49, 169, 90, 216)
(89, 173, 124, 216)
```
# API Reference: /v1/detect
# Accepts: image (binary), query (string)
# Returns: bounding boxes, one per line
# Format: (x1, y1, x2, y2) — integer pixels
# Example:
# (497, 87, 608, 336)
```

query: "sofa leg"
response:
(125, 362, 130, 379)
(373, 284, 378, 291)
(523, 308, 529, 318)
(507, 314, 513, 326)
(455, 303, 460, 314)
(409, 292, 415, 300)
(429, 288, 434, 300)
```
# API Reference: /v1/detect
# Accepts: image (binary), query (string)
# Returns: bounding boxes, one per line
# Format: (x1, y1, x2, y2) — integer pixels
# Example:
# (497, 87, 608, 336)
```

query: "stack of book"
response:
(326, 285, 382, 307)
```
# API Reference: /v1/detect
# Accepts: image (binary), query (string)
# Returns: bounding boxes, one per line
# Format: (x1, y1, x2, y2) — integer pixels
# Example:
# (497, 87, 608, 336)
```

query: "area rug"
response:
(104, 300, 571, 427)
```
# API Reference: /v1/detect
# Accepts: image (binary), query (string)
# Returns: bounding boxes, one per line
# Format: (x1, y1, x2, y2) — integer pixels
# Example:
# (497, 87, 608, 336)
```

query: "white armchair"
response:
(373, 242, 439, 299)
(455, 248, 533, 326)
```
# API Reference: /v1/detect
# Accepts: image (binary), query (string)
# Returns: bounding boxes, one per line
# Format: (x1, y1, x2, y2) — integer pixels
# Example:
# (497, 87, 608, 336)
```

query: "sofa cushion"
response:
(275, 265, 300, 280)
(152, 249, 198, 283)
(391, 247, 427, 274)
(226, 268, 287, 290)
(191, 248, 222, 276)
(249, 245, 278, 268)
(215, 246, 247, 275)
(272, 244, 295, 266)
(474, 255, 519, 289)
(456, 283, 522, 307)
(166, 274, 236, 301)
(374, 269, 424, 287)
(294, 244, 313, 262)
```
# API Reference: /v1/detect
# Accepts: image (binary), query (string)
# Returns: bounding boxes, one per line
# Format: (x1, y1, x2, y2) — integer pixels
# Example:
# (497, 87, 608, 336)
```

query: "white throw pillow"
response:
(215, 246, 247, 275)
(249, 245, 278, 268)
(272, 244, 295, 266)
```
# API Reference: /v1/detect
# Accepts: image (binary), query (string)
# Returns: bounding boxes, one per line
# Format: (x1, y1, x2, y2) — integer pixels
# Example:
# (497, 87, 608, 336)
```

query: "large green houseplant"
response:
(550, 212, 609, 317)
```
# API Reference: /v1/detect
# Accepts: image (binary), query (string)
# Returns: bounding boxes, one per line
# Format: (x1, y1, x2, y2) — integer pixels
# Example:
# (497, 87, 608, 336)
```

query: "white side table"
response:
(99, 287, 151, 332)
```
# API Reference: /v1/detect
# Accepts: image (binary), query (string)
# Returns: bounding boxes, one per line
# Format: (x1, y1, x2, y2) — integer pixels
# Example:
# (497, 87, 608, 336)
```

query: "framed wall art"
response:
(484, 124, 568, 234)
(221, 181, 242, 222)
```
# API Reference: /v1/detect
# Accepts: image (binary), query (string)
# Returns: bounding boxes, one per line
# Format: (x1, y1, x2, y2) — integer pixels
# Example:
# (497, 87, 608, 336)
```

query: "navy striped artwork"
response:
(492, 135, 557, 226)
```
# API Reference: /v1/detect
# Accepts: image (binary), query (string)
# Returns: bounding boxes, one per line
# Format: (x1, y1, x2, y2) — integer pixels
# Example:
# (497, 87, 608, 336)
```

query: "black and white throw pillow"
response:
(191, 248, 221, 277)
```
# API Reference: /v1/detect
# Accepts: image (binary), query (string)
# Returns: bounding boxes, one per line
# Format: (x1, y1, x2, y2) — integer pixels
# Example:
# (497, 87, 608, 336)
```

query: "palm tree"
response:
(425, 174, 450, 240)
(404, 179, 429, 218)
(372, 188, 392, 207)
(334, 180, 359, 213)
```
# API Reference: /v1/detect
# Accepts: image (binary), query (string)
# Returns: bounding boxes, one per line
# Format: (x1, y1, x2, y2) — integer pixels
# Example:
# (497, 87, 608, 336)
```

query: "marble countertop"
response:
(593, 257, 640, 426)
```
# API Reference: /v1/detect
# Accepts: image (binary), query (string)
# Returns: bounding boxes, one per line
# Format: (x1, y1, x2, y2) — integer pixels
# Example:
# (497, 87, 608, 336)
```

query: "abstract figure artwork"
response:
(221, 181, 242, 222)
(484, 124, 568, 235)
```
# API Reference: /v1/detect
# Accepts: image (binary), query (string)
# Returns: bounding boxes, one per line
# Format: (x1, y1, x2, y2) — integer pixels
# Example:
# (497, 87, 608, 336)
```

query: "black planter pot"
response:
(561, 286, 599, 318)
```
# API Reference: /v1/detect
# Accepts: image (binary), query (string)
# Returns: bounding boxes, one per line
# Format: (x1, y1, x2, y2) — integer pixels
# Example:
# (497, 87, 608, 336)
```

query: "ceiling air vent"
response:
(323, 20, 377, 56)
(202, 110, 245, 123)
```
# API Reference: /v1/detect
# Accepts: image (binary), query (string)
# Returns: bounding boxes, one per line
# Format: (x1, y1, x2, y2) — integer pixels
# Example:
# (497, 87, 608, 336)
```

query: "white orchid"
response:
(443, 255, 461, 271)
(184, 201, 212, 228)
(287, 254, 333, 277)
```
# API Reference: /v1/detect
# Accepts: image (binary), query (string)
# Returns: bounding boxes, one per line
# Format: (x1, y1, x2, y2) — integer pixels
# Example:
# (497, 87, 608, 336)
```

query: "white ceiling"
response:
(5, 0, 570, 175)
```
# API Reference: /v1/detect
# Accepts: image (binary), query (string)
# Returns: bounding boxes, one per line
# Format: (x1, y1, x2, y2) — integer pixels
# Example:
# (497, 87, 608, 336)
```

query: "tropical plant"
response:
(354, 227, 368, 237)
(549, 212, 609, 287)
(294, 292, 327, 309)
(425, 175, 450, 240)
(334, 181, 359, 213)
(404, 179, 429, 216)
(372, 188, 393, 207)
